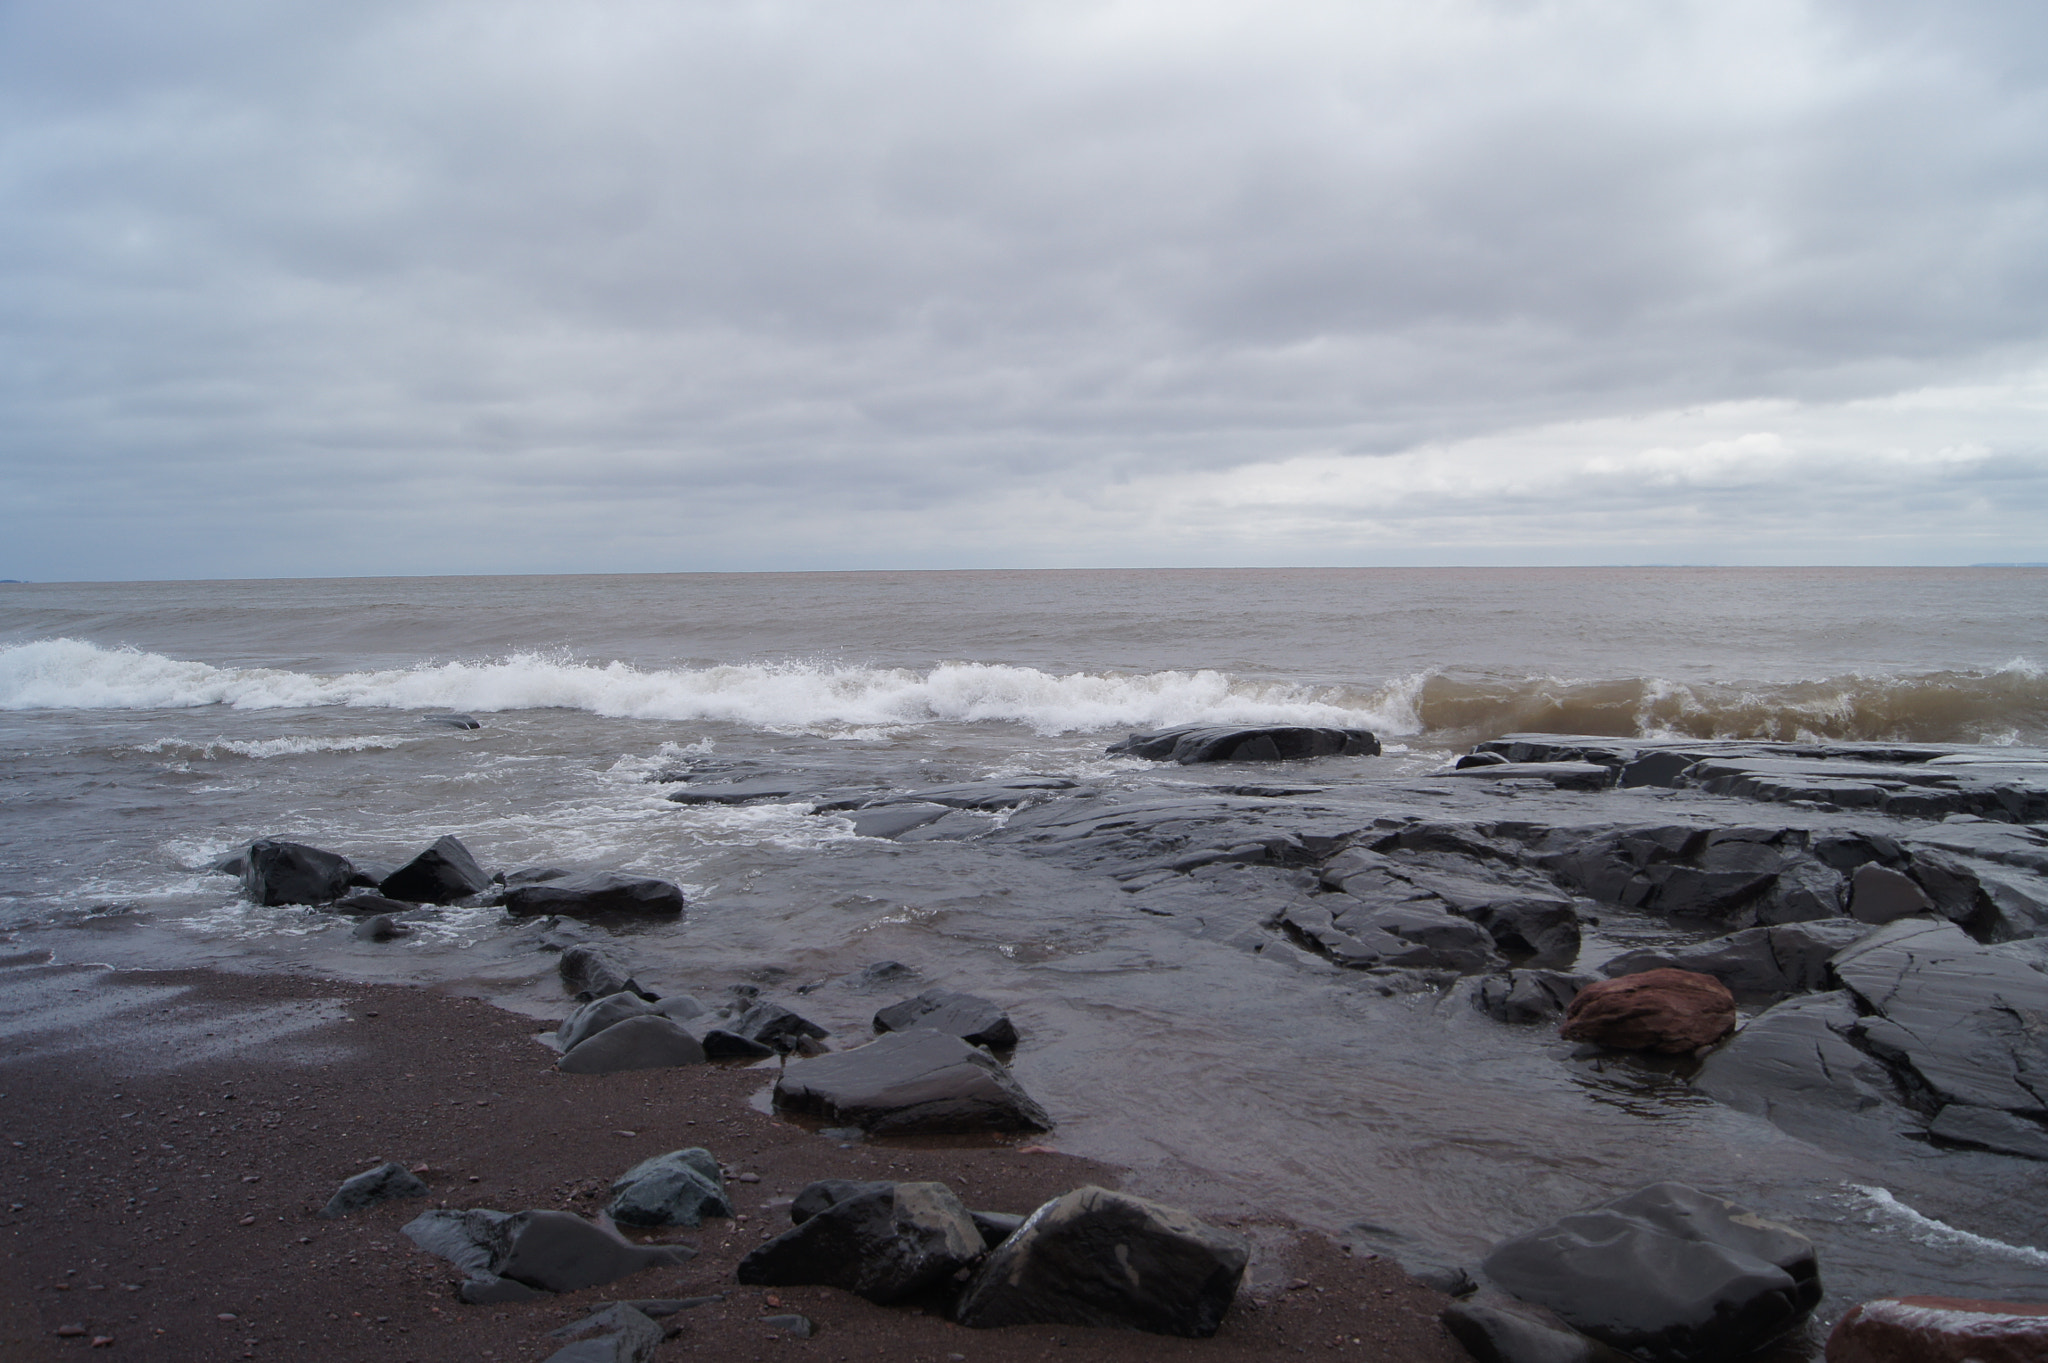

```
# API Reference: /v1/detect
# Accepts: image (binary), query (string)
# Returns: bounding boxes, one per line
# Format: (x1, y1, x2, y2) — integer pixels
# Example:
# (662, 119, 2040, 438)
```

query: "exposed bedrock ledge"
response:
(1473, 733, 2048, 823)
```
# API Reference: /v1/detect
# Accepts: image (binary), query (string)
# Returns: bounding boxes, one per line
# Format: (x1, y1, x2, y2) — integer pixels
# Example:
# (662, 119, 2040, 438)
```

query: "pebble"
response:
(56, 1325, 86, 1337)
(238, 1215, 256, 1225)
(91, 1337, 114, 1348)
(736, 1172, 761, 1183)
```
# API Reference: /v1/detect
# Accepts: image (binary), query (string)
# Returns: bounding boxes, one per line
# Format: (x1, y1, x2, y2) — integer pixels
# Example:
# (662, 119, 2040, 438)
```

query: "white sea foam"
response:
(1, 638, 1409, 735)
(137, 735, 420, 760)
(1845, 1184, 2048, 1265)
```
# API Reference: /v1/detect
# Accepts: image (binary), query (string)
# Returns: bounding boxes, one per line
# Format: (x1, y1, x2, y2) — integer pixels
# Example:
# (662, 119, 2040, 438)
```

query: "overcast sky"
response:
(3, 0, 2045, 578)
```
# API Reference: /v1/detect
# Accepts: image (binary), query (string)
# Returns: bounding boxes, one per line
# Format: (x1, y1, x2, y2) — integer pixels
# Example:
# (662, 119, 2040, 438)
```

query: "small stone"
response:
(56, 1325, 87, 1337)
(91, 1337, 115, 1348)
(237, 1215, 255, 1226)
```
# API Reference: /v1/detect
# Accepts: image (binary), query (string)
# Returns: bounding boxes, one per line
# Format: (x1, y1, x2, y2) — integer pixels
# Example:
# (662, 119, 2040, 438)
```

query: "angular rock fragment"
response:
(1830, 918, 2048, 1118)
(379, 834, 493, 905)
(558, 1015, 707, 1074)
(774, 1030, 1052, 1135)
(738, 1181, 983, 1303)
(350, 913, 408, 942)
(954, 1186, 1249, 1338)
(1826, 1295, 2048, 1363)
(1474, 970, 1588, 1025)
(1440, 761, 1615, 791)
(1693, 991, 1899, 1134)
(542, 1304, 665, 1363)
(317, 1160, 428, 1219)
(240, 839, 355, 907)
(1480, 1182, 1819, 1363)
(1848, 864, 1935, 924)
(700, 1029, 778, 1060)
(790, 1179, 894, 1224)
(1282, 899, 1503, 974)
(872, 989, 1019, 1048)
(1107, 725, 1380, 765)
(1601, 921, 1871, 1000)
(1558, 969, 1736, 1054)
(503, 872, 685, 918)
(1441, 1296, 1631, 1363)
(607, 1148, 733, 1227)
(725, 1000, 831, 1055)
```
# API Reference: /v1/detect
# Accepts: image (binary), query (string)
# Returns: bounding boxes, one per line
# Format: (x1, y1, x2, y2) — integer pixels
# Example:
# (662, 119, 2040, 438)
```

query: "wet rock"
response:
(1281, 899, 1503, 974)
(872, 989, 1019, 1048)
(846, 803, 951, 839)
(1601, 921, 1872, 1000)
(506, 866, 575, 887)
(558, 943, 651, 1001)
(543, 1304, 664, 1363)
(1926, 1105, 2048, 1160)
(491, 1209, 695, 1292)
(971, 1209, 1026, 1249)
(1340, 1220, 1476, 1296)
(379, 834, 493, 905)
(558, 1015, 707, 1074)
(557, 994, 661, 1053)
(665, 778, 811, 805)
(955, 1186, 1249, 1338)
(652, 995, 704, 1022)
(1694, 992, 1900, 1135)
(607, 1148, 732, 1227)
(852, 961, 918, 989)
(1831, 917, 2048, 1119)
(240, 839, 355, 907)
(1454, 751, 1512, 769)
(1440, 761, 1615, 792)
(700, 1029, 778, 1060)
(333, 892, 416, 918)
(1480, 1181, 1820, 1363)
(1558, 969, 1736, 1054)
(1474, 970, 1589, 1025)
(317, 1160, 428, 1219)
(738, 1181, 983, 1303)
(887, 778, 1079, 809)
(789, 1179, 893, 1224)
(1441, 1296, 1631, 1363)
(423, 712, 482, 730)
(1107, 724, 1380, 765)
(207, 845, 252, 877)
(504, 872, 686, 918)
(774, 1030, 1053, 1135)
(349, 913, 408, 942)
(1848, 864, 1935, 924)
(1825, 1294, 2048, 1363)
(403, 1207, 512, 1277)
(727, 1001, 830, 1056)
(762, 1313, 816, 1339)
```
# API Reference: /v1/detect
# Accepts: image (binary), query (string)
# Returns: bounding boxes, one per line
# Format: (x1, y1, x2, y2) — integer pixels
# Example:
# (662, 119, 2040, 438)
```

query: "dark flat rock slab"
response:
(1480, 1181, 1820, 1362)
(1107, 725, 1381, 765)
(503, 872, 685, 918)
(872, 988, 1018, 1048)
(774, 1030, 1052, 1135)
(665, 779, 812, 805)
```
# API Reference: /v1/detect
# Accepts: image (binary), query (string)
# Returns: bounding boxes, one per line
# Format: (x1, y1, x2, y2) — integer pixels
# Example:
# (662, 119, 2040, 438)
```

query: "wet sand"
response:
(0, 961, 1469, 1362)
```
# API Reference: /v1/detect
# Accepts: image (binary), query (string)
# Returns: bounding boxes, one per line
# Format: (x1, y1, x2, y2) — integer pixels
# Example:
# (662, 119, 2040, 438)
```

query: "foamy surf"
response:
(0, 638, 1411, 736)
(1845, 1185, 2048, 1266)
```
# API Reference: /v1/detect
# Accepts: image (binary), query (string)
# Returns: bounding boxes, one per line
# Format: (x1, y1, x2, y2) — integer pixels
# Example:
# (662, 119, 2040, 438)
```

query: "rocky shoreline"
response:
(8, 726, 2048, 1360)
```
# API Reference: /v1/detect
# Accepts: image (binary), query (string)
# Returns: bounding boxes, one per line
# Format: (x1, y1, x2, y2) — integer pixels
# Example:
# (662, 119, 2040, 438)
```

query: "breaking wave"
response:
(3, 639, 2042, 744)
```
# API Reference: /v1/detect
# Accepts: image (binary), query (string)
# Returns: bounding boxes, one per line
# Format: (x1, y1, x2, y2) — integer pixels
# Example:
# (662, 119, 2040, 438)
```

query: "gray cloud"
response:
(2, 0, 2045, 577)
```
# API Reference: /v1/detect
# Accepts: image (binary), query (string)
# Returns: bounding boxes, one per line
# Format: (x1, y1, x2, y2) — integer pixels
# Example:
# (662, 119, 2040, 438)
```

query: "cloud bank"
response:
(2, 0, 2045, 577)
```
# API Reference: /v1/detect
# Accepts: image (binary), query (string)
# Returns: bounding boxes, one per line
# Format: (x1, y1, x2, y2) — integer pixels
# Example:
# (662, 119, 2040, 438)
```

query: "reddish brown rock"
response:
(1826, 1296, 2048, 1363)
(1558, 968, 1735, 1054)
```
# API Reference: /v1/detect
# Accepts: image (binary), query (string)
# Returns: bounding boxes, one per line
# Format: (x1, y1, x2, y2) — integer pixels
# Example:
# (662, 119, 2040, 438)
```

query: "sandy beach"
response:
(1, 958, 1467, 1362)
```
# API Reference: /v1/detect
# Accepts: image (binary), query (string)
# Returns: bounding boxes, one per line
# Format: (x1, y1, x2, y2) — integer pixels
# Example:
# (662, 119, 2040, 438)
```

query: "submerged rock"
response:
(1480, 1182, 1820, 1363)
(1558, 969, 1736, 1054)
(872, 988, 1019, 1048)
(504, 872, 686, 918)
(954, 1186, 1249, 1338)
(1107, 724, 1381, 765)
(738, 1181, 983, 1303)
(774, 1030, 1052, 1135)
